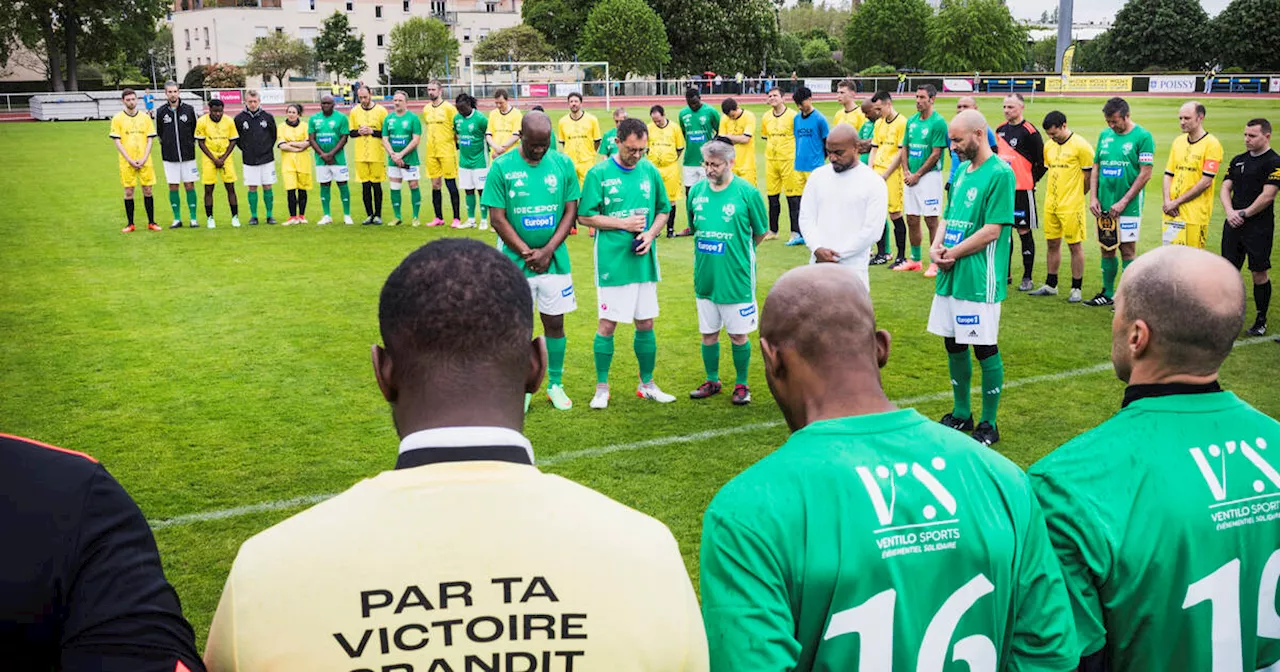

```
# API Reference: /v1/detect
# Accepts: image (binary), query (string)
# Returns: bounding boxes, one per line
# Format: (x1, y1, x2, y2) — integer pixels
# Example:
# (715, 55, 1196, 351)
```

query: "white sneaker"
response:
(190, 219, 199, 229)
(636, 381, 676, 403)
(1068, 287, 1083, 303)
(231, 216, 241, 228)
(412, 218, 421, 227)
(343, 215, 354, 225)
(589, 385, 610, 409)
(317, 215, 333, 225)
(1028, 284, 1058, 296)
(207, 216, 216, 229)
(479, 219, 489, 231)
(462, 218, 476, 229)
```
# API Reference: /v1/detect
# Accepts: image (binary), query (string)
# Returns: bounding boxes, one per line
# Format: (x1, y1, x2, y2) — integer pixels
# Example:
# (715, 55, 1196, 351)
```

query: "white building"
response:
(171, 0, 522, 87)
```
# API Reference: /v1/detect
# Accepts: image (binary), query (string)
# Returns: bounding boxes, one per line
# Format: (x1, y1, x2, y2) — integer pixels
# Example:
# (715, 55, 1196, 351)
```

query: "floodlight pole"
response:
(1054, 0, 1074, 71)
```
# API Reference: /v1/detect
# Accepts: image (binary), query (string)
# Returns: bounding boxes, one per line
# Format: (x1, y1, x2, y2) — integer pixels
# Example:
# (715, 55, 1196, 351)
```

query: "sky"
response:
(1003, 0, 1231, 23)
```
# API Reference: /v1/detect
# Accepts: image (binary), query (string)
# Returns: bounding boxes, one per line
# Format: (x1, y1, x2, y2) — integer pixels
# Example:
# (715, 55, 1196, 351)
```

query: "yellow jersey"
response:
(833, 106, 867, 130)
(1043, 132, 1095, 214)
(194, 113, 239, 157)
(558, 112, 602, 165)
(349, 103, 389, 162)
(645, 120, 685, 167)
(718, 109, 757, 176)
(1164, 132, 1224, 226)
(277, 119, 311, 173)
(761, 106, 796, 161)
(109, 109, 156, 163)
(421, 100, 458, 158)
(488, 107, 523, 155)
(871, 112, 907, 172)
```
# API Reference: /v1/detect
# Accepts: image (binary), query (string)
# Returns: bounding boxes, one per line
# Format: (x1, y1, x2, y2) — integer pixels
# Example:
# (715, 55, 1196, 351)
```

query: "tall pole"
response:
(1054, 0, 1073, 71)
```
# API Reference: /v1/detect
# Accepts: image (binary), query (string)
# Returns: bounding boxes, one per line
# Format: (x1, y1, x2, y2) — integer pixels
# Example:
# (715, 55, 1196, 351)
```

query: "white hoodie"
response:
(799, 161, 889, 290)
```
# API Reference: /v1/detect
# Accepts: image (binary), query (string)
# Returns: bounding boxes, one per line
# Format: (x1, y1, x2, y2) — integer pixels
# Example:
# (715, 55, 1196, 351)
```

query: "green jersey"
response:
(453, 110, 488, 169)
(1030, 389, 1280, 671)
(678, 105, 721, 167)
(1095, 123, 1155, 217)
(906, 111, 949, 173)
(936, 156, 1015, 303)
(701, 409, 1078, 672)
(307, 111, 349, 164)
(383, 111, 422, 166)
(689, 176, 767, 304)
(580, 157, 670, 287)
(599, 128, 618, 157)
(480, 150, 581, 277)
(858, 119, 875, 164)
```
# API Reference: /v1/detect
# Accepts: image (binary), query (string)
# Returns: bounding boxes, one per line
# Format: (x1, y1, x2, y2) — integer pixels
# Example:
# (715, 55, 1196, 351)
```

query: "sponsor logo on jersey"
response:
(738, 304, 756, 317)
(696, 239, 727, 255)
(560, 284, 574, 298)
(1101, 166, 1124, 178)
(909, 148, 924, 159)
(722, 203, 736, 218)
(521, 213, 556, 230)
(924, 198, 939, 206)
(544, 174, 558, 189)
(855, 457, 962, 558)
(1190, 437, 1280, 531)
(965, 187, 978, 206)
(956, 315, 980, 325)
(1120, 219, 1139, 230)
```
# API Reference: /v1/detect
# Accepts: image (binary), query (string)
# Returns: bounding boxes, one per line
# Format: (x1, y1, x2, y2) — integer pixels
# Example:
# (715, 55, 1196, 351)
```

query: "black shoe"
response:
(888, 257, 908, 270)
(169, 221, 184, 229)
(666, 232, 675, 238)
(731, 384, 751, 405)
(1083, 292, 1114, 307)
(248, 217, 260, 226)
(1245, 319, 1267, 337)
(940, 413, 974, 432)
(870, 253, 892, 266)
(266, 216, 277, 225)
(362, 216, 374, 225)
(189, 221, 201, 228)
(972, 421, 1000, 446)
(689, 380, 722, 399)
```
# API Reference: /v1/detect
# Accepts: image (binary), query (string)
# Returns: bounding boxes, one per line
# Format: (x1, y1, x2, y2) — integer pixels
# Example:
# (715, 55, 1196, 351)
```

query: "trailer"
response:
(29, 93, 97, 121)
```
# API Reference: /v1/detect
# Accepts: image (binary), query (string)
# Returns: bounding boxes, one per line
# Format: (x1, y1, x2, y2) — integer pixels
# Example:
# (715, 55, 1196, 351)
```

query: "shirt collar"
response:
(1122, 380, 1222, 408)
(398, 426, 533, 462)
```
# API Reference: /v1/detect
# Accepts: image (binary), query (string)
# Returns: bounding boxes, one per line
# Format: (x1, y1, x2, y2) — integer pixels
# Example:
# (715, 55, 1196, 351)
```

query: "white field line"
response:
(148, 337, 1274, 530)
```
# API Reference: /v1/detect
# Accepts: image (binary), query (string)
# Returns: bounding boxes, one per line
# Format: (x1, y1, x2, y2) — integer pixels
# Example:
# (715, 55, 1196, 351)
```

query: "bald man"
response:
(350, 86, 389, 224)
(929, 109, 1016, 446)
(1162, 101, 1224, 248)
(1030, 245, 1280, 671)
(799, 124, 887, 291)
(700, 264, 1077, 672)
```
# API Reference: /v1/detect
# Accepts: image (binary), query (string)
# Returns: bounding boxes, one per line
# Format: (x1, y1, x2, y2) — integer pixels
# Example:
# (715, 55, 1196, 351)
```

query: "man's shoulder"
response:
(1029, 409, 1135, 487)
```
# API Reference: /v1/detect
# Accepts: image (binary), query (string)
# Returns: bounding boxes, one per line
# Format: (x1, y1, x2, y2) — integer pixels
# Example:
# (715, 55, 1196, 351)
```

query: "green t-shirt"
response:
(1030, 390, 1280, 670)
(480, 150, 581, 277)
(453, 110, 488, 170)
(936, 156, 1016, 303)
(383, 111, 422, 167)
(579, 157, 670, 287)
(599, 128, 618, 157)
(858, 119, 876, 164)
(307, 111, 349, 164)
(1095, 123, 1155, 217)
(678, 104, 721, 167)
(689, 177, 767, 305)
(701, 409, 1078, 672)
(906, 111, 949, 173)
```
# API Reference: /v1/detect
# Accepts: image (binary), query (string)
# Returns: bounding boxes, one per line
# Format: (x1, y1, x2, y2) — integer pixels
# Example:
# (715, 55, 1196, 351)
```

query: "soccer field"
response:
(1, 95, 1278, 643)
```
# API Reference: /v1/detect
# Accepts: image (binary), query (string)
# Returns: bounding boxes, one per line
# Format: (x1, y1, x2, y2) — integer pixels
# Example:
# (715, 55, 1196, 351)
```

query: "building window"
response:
(300, 26, 318, 45)
(184, 29, 190, 50)
(375, 5, 383, 18)
(187, 58, 192, 69)
(298, 0, 315, 10)
(378, 63, 386, 75)
(255, 26, 268, 39)
(276, 26, 284, 34)
(478, 27, 489, 40)
(485, 2, 496, 11)
(464, 56, 471, 67)
(403, 0, 411, 12)
(376, 34, 384, 46)
(430, 0, 444, 12)
(345, 0, 353, 9)
(463, 27, 471, 41)
(203, 27, 209, 49)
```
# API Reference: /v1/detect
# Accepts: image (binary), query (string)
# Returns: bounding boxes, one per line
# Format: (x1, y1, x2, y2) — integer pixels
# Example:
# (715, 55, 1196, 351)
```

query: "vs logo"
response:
(855, 458, 958, 527)
(1190, 437, 1278, 502)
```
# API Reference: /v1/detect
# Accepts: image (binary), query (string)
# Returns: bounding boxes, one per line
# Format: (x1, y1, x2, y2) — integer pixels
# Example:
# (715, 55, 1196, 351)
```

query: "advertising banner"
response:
(211, 89, 242, 105)
(259, 88, 286, 104)
(943, 78, 974, 92)
(553, 83, 579, 97)
(519, 84, 550, 97)
(804, 78, 832, 93)
(1045, 76, 1132, 93)
(1149, 75, 1196, 93)
(1271, 77, 1280, 93)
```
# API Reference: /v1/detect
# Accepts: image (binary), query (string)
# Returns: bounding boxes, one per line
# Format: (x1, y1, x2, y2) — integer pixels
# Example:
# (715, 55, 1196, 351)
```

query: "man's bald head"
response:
(520, 111, 552, 162)
(956, 96, 978, 111)
(952, 109, 986, 135)
(950, 110, 990, 163)
(829, 123, 857, 145)
(861, 97, 878, 119)
(1112, 246, 1245, 382)
(826, 124, 863, 171)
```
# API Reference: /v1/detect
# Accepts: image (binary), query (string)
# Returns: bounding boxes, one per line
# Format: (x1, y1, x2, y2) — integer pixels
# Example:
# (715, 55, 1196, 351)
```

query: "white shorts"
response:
(927, 295, 1001, 346)
(682, 166, 706, 188)
(597, 282, 660, 323)
(243, 161, 277, 187)
(529, 273, 577, 316)
(696, 298, 758, 335)
(1118, 216, 1140, 243)
(905, 170, 944, 217)
(163, 160, 199, 185)
(459, 167, 488, 191)
(315, 163, 350, 183)
(388, 165, 420, 181)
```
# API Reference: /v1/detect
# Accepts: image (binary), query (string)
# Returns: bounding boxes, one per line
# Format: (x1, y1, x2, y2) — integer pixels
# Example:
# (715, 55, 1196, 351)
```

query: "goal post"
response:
(469, 61, 611, 110)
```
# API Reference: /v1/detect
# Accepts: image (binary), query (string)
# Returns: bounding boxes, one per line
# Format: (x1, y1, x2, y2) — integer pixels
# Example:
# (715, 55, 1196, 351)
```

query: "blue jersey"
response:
(949, 127, 998, 184)
(793, 108, 829, 172)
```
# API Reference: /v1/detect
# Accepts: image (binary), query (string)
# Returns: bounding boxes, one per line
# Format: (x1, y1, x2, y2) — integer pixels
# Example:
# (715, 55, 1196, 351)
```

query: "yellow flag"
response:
(1062, 43, 1076, 78)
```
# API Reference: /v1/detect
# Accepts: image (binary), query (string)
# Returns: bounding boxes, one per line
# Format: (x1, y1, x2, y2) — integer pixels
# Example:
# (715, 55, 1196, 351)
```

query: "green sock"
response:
(185, 187, 197, 220)
(1101, 256, 1119, 297)
(947, 350, 973, 420)
(634, 329, 656, 385)
(546, 336, 566, 386)
(1121, 257, 1133, 270)
(320, 183, 332, 216)
(247, 190, 259, 218)
(337, 182, 351, 215)
(732, 341, 751, 386)
(390, 188, 402, 219)
(411, 187, 421, 218)
(911, 245, 922, 261)
(466, 192, 477, 219)
(168, 190, 181, 220)
(263, 188, 274, 217)
(593, 334, 614, 385)
(979, 352, 1004, 425)
(701, 343, 720, 382)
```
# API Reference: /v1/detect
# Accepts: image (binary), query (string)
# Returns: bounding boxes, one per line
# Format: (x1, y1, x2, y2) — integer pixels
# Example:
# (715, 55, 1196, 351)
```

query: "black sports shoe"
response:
(1245, 319, 1267, 337)
(248, 216, 260, 226)
(690, 380, 722, 399)
(888, 257, 908, 270)
(266, 216, 277, 225)
(940, 413, 974, 432)
(1083, 292, 1114, 307)
(731, 384, 751, 405)
(870, 253, 892, 266)
(362, 216, 375, 225)
(169, 221, 184, 229)
(972, 421, 1000, 446)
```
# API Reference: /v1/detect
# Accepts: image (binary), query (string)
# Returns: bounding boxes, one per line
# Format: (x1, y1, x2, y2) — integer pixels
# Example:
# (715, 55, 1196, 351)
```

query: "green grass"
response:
(1, 96, 1277, 646)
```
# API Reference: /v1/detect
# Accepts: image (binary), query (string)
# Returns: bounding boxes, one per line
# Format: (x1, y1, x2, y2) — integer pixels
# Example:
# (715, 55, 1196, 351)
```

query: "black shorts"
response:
(1013, 189, 1038, 230)
(1222, 220, 1274, 272)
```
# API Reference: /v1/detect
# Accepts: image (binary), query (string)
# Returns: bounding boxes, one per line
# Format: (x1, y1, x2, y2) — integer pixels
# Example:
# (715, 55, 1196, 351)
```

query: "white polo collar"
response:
(398, 426, 534, 463)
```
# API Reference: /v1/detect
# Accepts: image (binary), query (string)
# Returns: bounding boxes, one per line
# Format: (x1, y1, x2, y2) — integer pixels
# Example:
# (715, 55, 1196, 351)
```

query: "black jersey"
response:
(1226, 148, 1280, 225)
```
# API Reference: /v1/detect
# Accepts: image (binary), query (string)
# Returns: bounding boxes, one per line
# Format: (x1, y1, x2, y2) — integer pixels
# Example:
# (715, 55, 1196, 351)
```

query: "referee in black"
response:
(1219, 117, 1280, 337)
(234, 89, 278, 225)
(1, 434, 205, 671)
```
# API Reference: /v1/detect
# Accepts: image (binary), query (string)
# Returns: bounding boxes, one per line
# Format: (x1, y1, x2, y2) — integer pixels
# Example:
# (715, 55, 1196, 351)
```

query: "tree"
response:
(1103, 0, 1208, 71)
(101, 51, 144, 86)
(779, 3, 852, 40)
(924, 0, 1027, 72)
(313, 11, 366, 83)
(472, 24, 552, 78)
(1211, 0, 1280, 71)
(1073, 33, 1112, 73)
(521, 0, 596, 58)
(182, 63, 206, 89)
(1029, 36, 1056, 71)
(580, 0, 669, 77)
(647, 0, 776, 76)
(245, 31, 313, 87)
(801, 37, 831, 60)
(769, 31, 804, 74)
(386, 17, 458, 83)
(204, 62, 245, 88)
(146, 25, 175, 84)
(798, 27, 839, 50)
(843, 0, 931, 71)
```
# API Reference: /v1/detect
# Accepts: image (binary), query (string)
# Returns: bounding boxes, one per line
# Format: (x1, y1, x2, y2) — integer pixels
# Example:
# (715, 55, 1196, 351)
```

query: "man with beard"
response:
(799, 124, 888, 291)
